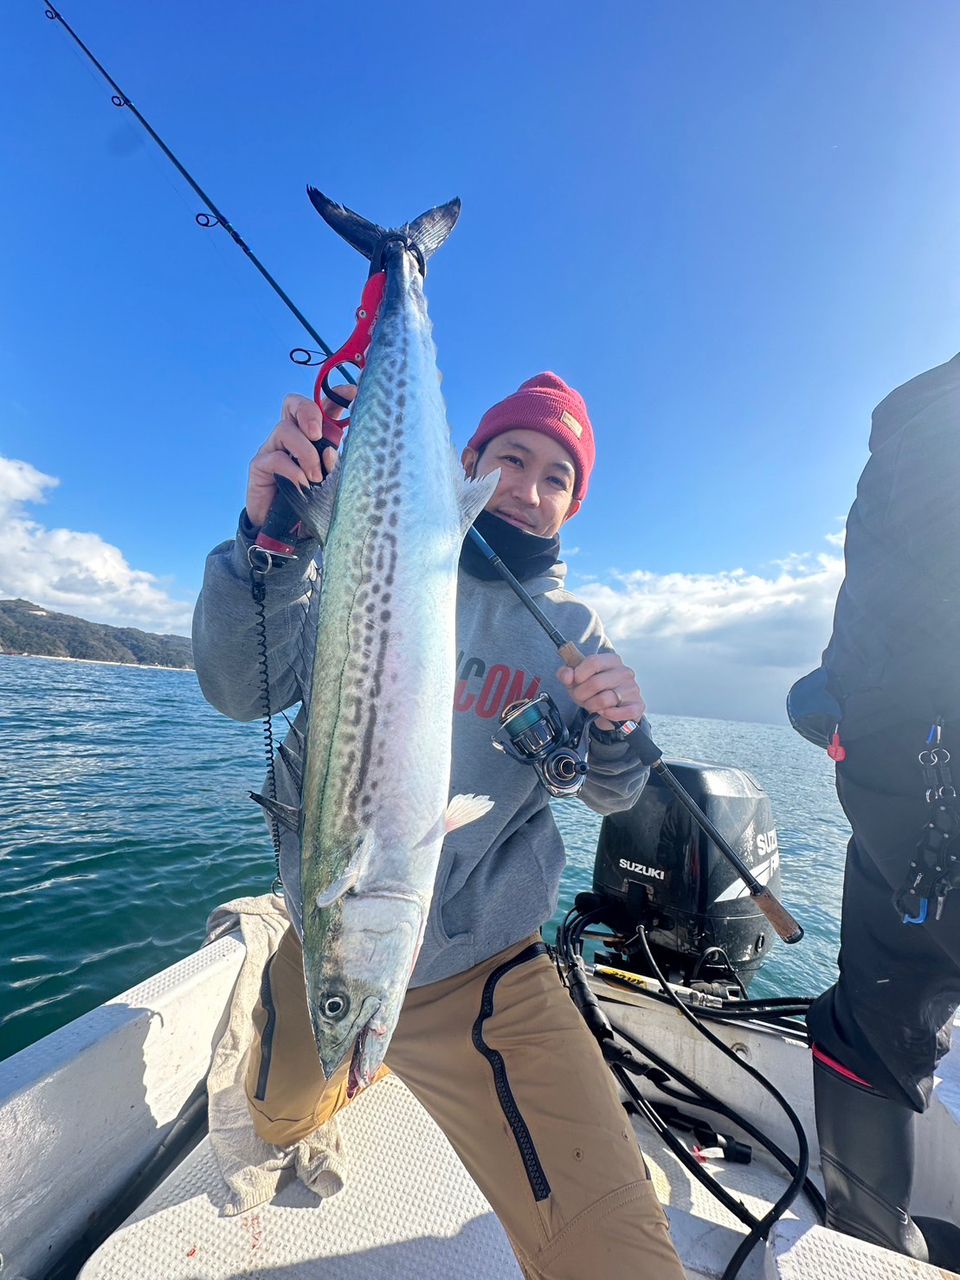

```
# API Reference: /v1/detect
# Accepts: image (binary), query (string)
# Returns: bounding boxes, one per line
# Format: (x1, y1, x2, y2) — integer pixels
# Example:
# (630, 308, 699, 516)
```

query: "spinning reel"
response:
(492, 693, 595, 798)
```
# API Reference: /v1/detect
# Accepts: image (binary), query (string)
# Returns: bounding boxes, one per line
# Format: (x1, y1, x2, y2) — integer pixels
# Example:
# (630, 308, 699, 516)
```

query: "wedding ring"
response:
(613, 689, 623, 707)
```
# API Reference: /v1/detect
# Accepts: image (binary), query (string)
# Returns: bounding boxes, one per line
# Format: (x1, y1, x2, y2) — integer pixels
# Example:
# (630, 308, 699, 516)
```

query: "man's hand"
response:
(557, 652, 646, 732)
(246, 387, 355, 528)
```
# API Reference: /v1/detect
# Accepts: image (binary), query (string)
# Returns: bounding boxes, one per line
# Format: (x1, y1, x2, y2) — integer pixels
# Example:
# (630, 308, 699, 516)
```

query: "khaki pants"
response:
(246, 927, 683, 1280)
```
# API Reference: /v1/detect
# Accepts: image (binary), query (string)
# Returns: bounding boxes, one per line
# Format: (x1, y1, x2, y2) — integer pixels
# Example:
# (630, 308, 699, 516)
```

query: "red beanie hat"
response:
(467, 372, 596, 502)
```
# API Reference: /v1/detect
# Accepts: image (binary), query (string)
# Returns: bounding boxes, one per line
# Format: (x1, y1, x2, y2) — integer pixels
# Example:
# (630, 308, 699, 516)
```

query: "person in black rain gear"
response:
(787, 352, 960, 1266)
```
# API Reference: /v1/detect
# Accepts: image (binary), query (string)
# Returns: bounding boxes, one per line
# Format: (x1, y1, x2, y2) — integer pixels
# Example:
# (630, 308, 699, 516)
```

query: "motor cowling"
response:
(591, 758, 780, 990)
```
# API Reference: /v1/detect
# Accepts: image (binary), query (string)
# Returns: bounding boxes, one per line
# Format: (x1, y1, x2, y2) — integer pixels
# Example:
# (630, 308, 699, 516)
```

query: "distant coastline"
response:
(0, 651, 194, 674)
(0, 598, 193, 669)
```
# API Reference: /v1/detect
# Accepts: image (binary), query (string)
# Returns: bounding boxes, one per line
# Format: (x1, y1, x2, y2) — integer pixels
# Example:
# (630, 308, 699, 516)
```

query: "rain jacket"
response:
(790, 352, 960, 742)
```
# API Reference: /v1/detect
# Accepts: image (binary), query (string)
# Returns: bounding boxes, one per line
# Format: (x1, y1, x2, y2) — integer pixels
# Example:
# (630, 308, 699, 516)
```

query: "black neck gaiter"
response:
(460, 510, 560, 583)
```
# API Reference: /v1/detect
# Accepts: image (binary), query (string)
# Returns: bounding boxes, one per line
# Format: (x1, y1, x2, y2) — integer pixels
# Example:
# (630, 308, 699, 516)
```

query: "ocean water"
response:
(0, 656, 848, 1063)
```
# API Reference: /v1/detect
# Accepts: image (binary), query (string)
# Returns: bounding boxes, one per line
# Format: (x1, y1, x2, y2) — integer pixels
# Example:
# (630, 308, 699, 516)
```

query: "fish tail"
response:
(307, 189, 460, 264)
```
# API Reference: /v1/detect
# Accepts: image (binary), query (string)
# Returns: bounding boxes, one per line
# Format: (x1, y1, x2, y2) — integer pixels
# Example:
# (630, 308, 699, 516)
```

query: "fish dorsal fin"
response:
(445, 792, 495, 833)
(314, 834, 374, 910)
(276, 470, 341, 546)
(280, 710, 305, 751)
(276, 740, 303, 790)
(453, 459, 500, 539)
(250, 792, 300, 832)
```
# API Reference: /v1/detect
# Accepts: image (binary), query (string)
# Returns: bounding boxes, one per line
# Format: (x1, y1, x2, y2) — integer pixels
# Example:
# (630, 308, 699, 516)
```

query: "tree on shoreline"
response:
(0, 598, 193, 668)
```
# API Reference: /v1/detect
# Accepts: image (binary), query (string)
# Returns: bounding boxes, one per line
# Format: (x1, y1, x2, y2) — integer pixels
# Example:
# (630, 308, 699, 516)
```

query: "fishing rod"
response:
(43, 6, 350, 373)
(468, 528, 619, 678)
(41, 3, 349, 376)
(41, 3, 803, 944)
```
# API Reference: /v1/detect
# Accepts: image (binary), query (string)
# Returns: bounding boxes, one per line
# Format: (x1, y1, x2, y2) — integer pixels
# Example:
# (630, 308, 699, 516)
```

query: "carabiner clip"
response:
(903, 898, 929, 926)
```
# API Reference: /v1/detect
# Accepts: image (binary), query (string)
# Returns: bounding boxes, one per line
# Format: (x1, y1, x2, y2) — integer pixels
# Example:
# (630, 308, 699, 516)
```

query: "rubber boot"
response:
(814, 1056, 960, 1269)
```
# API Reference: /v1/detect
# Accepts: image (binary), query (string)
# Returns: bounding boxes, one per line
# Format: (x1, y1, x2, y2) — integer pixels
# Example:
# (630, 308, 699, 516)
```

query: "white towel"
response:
(204, 894, 347, 1215)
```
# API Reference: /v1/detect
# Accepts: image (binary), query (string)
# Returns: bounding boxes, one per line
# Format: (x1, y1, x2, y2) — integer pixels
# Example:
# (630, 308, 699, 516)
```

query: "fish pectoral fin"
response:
(314, 867, 360, 910)
(250, 792, 300, 832)
(454, 460, 501, 539)
(314, 833, 375, 909)
(276, 470, 341, 545)
(444, 792, 495, 834)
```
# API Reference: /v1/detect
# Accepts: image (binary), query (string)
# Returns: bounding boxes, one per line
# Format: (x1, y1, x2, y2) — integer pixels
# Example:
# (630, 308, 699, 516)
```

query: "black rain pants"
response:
(807, 720, 960, 1111)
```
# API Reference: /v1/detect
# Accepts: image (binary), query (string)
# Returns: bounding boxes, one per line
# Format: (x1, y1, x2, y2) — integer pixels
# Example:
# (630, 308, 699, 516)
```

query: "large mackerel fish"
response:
(264, 191, 497, 1096)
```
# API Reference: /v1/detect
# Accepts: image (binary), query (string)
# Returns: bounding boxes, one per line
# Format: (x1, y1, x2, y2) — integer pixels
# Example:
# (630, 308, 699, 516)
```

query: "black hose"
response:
(557, 908, 823, 1280)
(596, 981, 811, 1034)
(559, 911, 762, 1230)
(610, 1062, 759, 1230)
(606, 1016, 826, 1222)
(630, 925, 812, 1280)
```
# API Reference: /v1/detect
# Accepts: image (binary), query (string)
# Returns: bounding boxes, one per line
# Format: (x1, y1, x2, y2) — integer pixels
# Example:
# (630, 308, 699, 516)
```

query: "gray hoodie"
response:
(192, 520, 650, 986)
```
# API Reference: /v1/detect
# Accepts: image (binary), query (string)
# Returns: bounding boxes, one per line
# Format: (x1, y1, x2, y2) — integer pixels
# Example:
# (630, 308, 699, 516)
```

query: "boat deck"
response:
(78, 1071, 947, 1280)
(5, 932, 955, 1280)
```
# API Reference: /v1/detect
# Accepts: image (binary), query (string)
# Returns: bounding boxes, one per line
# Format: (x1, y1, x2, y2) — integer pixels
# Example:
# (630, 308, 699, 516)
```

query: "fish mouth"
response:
(346, 1028, 369, 1100)
(345, 1006, 388, 1099)
(316, 994, 382, 1099)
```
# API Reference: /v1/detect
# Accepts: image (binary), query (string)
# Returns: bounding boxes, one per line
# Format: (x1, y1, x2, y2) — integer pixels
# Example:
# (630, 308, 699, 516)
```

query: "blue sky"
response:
(2, 0, 959, 721)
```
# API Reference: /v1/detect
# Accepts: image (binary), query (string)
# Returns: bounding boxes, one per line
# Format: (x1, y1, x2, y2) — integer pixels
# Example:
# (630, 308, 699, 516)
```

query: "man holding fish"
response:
(194, 195, 682, 1278)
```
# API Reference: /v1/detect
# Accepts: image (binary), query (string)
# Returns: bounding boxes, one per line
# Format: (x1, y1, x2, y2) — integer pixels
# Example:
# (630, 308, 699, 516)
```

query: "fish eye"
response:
(321, 993, 349, 1021)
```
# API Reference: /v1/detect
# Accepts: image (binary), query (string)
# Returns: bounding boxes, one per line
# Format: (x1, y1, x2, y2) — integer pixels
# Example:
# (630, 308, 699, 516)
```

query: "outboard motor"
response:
(592, 758, 780, 991)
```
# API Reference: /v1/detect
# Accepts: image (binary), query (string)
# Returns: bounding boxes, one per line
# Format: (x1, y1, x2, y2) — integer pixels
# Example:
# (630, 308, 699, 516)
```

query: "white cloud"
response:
(572, 542, 845, 724)
(0, 456, 193, 634)
(0, 452, 848, 716)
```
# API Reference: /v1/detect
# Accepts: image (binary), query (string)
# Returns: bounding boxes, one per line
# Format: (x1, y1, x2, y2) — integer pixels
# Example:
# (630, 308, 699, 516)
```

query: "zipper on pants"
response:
(254, 952, 278, 1102)
(472, 941, 552, 1202)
